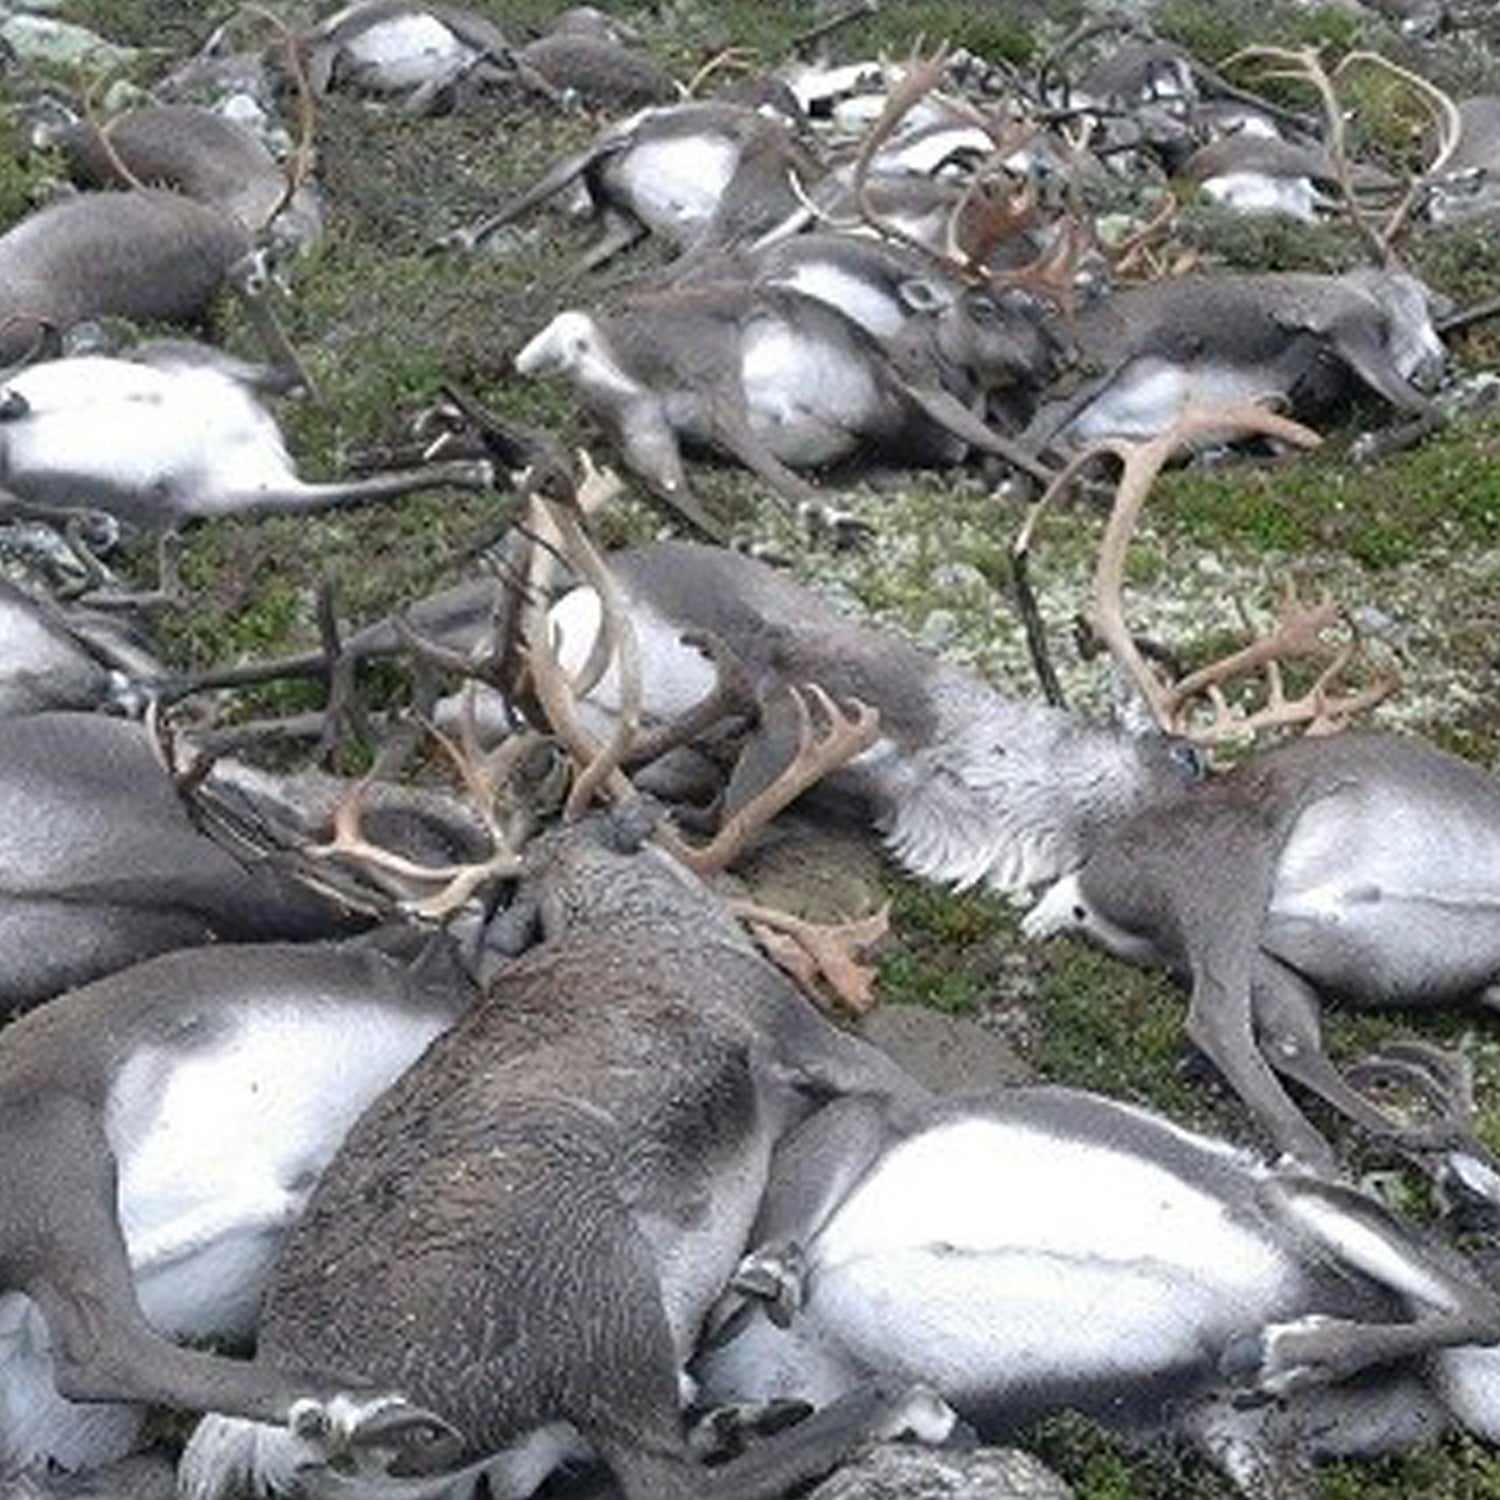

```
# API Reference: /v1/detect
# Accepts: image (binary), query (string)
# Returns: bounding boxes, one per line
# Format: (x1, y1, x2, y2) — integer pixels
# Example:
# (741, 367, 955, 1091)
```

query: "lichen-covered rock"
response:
(808, 1443, 1074, 1500)
(0, 14, 137, 69)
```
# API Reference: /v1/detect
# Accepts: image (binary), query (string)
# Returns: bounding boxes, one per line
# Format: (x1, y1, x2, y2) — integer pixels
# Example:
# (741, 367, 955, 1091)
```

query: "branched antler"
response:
(1015, 402, 1397, 747)
(1227, 45, 1461, 261)
(308, 720, 539, 919)
(656, 683, 881, 874)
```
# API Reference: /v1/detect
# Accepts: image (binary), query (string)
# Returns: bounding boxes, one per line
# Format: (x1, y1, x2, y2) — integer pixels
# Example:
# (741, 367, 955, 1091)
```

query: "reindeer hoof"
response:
(1222, 1315, 1343, 1396)
(289, 1394, 465, 1473)
(731, 1242, 806, 1327)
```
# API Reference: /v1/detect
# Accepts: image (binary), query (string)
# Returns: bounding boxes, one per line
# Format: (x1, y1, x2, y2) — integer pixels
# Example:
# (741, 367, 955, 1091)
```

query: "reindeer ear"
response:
(896, 278, 953, 315)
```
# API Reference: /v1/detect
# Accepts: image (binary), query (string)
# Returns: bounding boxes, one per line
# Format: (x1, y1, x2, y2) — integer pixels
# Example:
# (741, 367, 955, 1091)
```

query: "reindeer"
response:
(178, 807, 948, 1500)
(0, 341, 491, 525)
(176, 483, 951, 1498)
(0, 712, 358, 1011)
(0, 190, 259, 366)
(486, 532, 1197, 894)
(447, 100, 820, 267)
(1020, 267, 1448, 454)
(1016, 406, 1500, 1173)
(299, 1, 512, 100)
(38, 102, 323, 254)
(514, 279, 1054, 540)
(695, 1081, 1500, 1497)
(745, 231, 1064, 427)
(0, 941, 474, 1481)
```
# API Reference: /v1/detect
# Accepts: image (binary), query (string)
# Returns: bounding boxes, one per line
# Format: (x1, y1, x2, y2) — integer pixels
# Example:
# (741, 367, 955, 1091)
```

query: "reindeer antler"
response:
(308, 720, 539, 919)
(1016, 402, 1398, 748)
(1226, 45, 1461, 261)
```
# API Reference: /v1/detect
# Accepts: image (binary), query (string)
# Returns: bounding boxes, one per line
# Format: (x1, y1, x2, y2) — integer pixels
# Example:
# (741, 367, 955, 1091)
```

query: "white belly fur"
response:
(705, 1117, 1297, 1408)
(740, 319, 879, 466)
(106, 999, 449, 1336)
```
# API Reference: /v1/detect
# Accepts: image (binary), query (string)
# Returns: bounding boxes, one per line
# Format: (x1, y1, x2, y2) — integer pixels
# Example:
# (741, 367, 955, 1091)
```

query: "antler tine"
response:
(1085, 404, 1324, 736)
(1334, 49, 1463, 252)
(850, 39, 982, 280)
(1155, 580, 1398, 746)
(307, 723, 538, 920)
(519, 466, 642, 819)
(658, 683, 881, 875)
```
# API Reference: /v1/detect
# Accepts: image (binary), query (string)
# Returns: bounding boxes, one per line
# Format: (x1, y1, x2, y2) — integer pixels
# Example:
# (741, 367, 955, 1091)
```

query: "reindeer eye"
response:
(1073, 905, 1087, 921)
(1168, 741, 1206, 779)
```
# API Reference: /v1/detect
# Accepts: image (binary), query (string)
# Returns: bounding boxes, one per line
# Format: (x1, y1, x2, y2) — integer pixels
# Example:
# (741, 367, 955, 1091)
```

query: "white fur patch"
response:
(106, 999, 449, 1336)
(611, 136, 740, 237)
(1201, 171, 1318, 222)
(765, 264, 906, 340)
(739, 318, 880, 467)
(0, 357, 296, 513)
(338, 16, 472, 93)
(706, 1115, 1294, 1409)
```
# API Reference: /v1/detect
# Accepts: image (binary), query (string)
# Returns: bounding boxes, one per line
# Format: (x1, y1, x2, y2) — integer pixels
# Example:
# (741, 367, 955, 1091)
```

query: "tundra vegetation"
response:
(5, 0, 1500, 1496)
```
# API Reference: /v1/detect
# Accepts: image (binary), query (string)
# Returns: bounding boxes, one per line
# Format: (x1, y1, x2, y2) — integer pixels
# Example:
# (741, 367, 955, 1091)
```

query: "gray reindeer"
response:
(180, 806, 950, 1500)
(696, 1083, 1500, 1497)
(0, 190, 255, 365)
(1022, 267, 1447, 454)
(0, 712, 351, 1009)
(1023, 730, 1500, 1172)
(514, 281, 1054, 540)
(1013, 409, 1500, 1171)
(0, 941, 472, 1482)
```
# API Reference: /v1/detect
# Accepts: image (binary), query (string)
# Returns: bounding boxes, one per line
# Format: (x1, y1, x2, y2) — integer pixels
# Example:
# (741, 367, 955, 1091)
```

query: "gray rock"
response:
(859, 1005, 1034, 1092)
(0, 14, 137, 69)
(809, 1443, 1073, 1500)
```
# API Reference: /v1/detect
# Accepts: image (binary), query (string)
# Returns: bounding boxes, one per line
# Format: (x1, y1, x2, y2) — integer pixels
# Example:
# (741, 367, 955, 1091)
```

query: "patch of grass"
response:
(1153, 0, 1364, 66)
(877, 880, 1020, 1016)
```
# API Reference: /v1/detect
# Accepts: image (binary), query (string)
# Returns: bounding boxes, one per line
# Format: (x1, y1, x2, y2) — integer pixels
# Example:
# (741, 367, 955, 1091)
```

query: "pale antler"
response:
(728, 901, 890, 1016)
(1016, 402, 1395, 746)
(1227, 45, 1461, 261)
(656, 683, 881, 874)
(308, 720, 539, 919)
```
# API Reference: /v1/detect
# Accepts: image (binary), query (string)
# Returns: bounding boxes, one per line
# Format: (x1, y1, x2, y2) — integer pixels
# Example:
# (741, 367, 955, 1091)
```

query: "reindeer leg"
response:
(1226, 1172, 1500, 1395)
(706, 404, 869, 547)
(1250, 956, 1463, 1150)
(611, 400, 731, 543)
(705, 1095, 903, 1340)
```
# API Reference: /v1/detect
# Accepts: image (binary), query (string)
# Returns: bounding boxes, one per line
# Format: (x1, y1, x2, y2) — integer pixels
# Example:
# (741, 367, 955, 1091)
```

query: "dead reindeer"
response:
(36, 102, 323, 256)
(511, 19, 675, 111)
(695, 1082, 1500, 1498)
(0, 940, 475, 1481)
(299, 0, 515, 105)
(744, 232, 1063, 430)
(0, 340, 491, 526)
(1015, 408, 1500, 1173)
(1021, 265, 1448, 455)
(0, 189, 270, 367)
(0, 711, 360, 1011)
(446, 100, 820, 267)
(514, 279, 1053, 540)
(435, 534, 1199, 896)
(180, 821, 948, 1499)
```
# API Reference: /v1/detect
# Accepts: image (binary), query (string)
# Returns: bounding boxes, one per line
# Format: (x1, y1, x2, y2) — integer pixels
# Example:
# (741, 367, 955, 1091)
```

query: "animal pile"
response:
(2, 3, 1500, 1499)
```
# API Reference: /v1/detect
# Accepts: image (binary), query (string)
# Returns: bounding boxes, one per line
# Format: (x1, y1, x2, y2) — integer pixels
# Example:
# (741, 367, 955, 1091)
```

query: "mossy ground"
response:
(11, 1, 1500, 1495)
